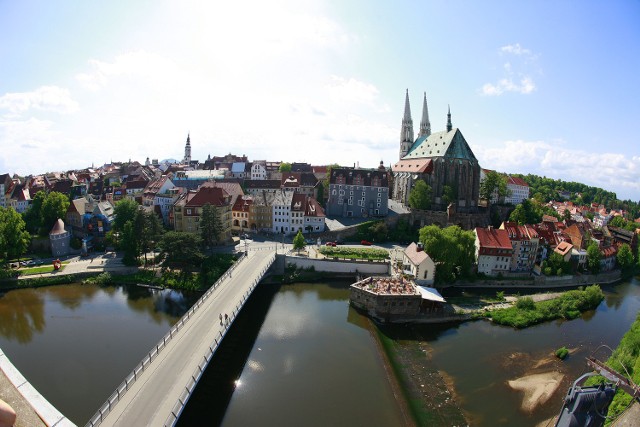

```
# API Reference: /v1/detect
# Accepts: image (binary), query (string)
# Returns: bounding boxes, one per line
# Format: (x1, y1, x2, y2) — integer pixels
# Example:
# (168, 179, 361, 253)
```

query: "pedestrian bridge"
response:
(87, 249, 276, 427)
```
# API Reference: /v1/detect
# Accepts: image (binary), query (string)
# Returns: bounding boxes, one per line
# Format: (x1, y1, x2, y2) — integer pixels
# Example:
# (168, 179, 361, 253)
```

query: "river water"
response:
(0, 283, 198, 424)
(1, 277, 638, 426)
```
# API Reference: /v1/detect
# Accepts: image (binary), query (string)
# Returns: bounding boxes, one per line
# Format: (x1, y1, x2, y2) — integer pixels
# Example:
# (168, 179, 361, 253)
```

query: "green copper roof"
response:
(403, 128, 477, 162)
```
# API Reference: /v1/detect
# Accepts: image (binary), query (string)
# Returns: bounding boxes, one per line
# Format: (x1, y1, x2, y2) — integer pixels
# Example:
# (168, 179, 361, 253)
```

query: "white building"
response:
(474, 227, 514, 276)
(504, 176, 530, 205)
(402, 242, 435, 285)
(250, 161, 267, 180)
(272, 190, 293, 235)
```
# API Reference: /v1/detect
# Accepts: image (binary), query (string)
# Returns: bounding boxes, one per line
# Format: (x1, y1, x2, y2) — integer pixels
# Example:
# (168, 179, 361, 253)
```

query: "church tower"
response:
(418, 92, 431, 138)
(446, 105, 452, 132)
(183, 133, 191, 164)
(399, 89, 414, 159)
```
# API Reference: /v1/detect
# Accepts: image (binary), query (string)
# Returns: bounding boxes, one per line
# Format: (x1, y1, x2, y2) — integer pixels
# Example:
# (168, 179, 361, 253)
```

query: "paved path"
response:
(95, 249, 276, 427)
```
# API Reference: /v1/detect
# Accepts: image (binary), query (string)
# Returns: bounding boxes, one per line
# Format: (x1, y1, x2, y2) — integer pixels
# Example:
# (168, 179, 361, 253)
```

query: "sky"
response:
(1, 0, 639, 201)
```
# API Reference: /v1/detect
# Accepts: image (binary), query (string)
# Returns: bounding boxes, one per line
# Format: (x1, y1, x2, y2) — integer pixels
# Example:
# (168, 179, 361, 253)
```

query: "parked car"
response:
(325, 241, 337, 247)
(361, 240, 372, 246)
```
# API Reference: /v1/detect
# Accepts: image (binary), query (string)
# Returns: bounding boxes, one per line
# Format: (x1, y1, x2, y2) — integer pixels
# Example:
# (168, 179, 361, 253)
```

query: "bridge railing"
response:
(163, 254, 276, 427)
(86, 253, 249, 427)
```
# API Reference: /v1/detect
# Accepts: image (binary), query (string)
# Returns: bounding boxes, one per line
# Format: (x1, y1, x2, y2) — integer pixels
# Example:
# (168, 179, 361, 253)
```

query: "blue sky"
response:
(1, 0, 639, 200)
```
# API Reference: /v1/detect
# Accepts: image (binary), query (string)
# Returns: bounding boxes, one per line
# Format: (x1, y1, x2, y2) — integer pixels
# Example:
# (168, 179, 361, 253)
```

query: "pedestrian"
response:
(219, 313, 223, 325)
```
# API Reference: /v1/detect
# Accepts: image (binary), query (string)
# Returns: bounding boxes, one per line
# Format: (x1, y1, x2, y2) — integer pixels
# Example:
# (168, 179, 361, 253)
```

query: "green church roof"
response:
(403, 128, 477, 162)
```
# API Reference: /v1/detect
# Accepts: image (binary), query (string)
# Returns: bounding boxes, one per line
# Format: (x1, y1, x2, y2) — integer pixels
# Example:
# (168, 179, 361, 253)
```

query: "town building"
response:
(474, 227, 513, 276)
(49, 219, 71, 257)
(326, 165, 389, 218)
(0, 173, 11, 208)
(172, 184, 232, 243)
(504, 176, 530, 205)
(232, 196, 253, 235)
(349, 276, 446, 323)
(392, 90, 480, 212)
(271, 190, 293, 235)
(250, 191, 275, 232)
(499, 221, 539, 272)
(250, 161, 267, 180)
(401, 242, 435, 285)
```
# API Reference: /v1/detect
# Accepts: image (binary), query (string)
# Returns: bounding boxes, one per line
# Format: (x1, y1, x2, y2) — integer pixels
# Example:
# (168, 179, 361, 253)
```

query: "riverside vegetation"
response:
(480, 285, 604, 328)
(586, 312, 640, 424)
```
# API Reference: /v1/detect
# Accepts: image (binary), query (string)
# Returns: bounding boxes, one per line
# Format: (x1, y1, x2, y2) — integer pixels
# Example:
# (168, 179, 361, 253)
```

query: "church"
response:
(392, 90, 481, 213)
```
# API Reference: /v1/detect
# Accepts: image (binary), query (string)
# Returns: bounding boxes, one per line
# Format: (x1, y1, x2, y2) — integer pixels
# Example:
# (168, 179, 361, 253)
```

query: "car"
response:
(361, 240, 372, 246)
(325, 241, 336, 247)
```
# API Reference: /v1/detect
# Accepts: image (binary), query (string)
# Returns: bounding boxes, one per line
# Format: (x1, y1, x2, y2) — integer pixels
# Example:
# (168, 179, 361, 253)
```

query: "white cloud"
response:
(480, 43, 539, 96)
(473, 139, 640, 200)
(75, 51, 181, 90)
(501, 43, 531, 55)
(0, 86, 78, 115)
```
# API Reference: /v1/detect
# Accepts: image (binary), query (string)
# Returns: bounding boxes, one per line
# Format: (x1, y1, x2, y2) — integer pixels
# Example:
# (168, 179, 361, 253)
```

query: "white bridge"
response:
(87, 249, 276, 427)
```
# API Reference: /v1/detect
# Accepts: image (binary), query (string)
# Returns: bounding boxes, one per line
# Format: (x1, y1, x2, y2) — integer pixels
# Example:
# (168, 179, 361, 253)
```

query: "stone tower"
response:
(418, 92, 431, 139)
(183, 133, 191, 165)
(399, 89, 414, 159)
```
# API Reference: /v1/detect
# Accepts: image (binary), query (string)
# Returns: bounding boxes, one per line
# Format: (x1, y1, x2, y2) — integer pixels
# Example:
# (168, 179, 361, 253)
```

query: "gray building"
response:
(326, 165, 389, 218)
(49, 218, 71, 257)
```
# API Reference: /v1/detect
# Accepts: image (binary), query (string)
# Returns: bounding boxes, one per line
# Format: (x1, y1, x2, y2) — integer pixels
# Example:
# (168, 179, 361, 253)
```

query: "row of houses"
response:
(474, 216, 638, 277)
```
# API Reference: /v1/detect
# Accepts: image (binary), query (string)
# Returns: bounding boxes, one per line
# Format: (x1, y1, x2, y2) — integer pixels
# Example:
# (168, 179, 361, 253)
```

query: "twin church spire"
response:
(399, 90, 452, 159)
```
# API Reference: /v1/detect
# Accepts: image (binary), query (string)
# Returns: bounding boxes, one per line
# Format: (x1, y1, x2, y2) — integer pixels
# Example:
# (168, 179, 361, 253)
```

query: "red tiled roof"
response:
(507, 176, 529, 187)
(185, 186, 230, 207)
(392, 158, 433, 173)
(475, 227, 512, 249)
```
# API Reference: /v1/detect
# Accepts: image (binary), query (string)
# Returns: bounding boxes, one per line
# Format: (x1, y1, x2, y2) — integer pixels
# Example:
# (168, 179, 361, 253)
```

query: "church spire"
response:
(446, 105, 452, 132)
(399, 89, 414, 159)
(183, 133, 192, 165)
(418, 92, 431, 138)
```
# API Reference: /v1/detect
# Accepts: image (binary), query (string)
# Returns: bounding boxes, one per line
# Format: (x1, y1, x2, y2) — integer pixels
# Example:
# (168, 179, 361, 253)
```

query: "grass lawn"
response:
(19, 262, 69, 276)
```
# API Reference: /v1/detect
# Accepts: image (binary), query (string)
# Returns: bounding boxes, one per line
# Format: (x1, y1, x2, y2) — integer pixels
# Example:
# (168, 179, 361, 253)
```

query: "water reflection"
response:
(0, 289, 45, 343)
(0, 283, 194, 424)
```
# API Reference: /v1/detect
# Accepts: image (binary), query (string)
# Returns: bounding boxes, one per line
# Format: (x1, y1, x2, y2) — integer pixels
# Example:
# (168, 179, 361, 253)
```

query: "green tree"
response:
(408, 180, 432, 210)
(159, 232, 205, 272)
(442, 185, 457, 206)
(419, 225, 475, 282)
(200, 203, 224, 247)
(293, 230, 306, 253)
(479, 171, 509, 203)
(508, 199, 542, 225)
(120, 220, 138, 265)
(23, 190, 46, 233)
(113, 199, 140, 232)
(40, 191, 70, 234)
(616, 243, 634, 271)
(137, 211, 164, 266)
(279, 162, 292, 173)
(586, 243, 601, 274)
(562, 208, 572, 223)
(0, 207, 31, 261)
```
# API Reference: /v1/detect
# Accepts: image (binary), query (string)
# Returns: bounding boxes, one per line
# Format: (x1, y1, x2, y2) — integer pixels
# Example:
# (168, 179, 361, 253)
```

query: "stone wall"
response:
(409, 208, 490, 230)
(285, 255, 390, 275)
(447, 270, 622, 289)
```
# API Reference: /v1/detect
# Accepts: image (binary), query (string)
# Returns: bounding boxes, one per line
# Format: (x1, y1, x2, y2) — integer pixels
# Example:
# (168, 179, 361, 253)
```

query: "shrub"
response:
(516, 296, 535, 310)
(496, 291, 505, 302)
(544, 267, 553, 276)
(555, 346, 569, 360)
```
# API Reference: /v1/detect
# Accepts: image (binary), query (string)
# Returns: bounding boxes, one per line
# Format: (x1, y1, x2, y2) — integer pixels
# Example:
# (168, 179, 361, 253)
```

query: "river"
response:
(1, 277, 638, 426)
(0, 283, 199, 424)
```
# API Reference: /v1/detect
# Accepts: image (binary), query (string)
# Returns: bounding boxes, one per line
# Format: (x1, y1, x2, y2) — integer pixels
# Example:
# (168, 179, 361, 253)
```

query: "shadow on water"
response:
(176, 282, 281, 427)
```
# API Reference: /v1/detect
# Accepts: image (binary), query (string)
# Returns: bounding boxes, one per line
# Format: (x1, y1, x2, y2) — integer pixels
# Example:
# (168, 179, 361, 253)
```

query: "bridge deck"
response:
(94, 250, 276, 427)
